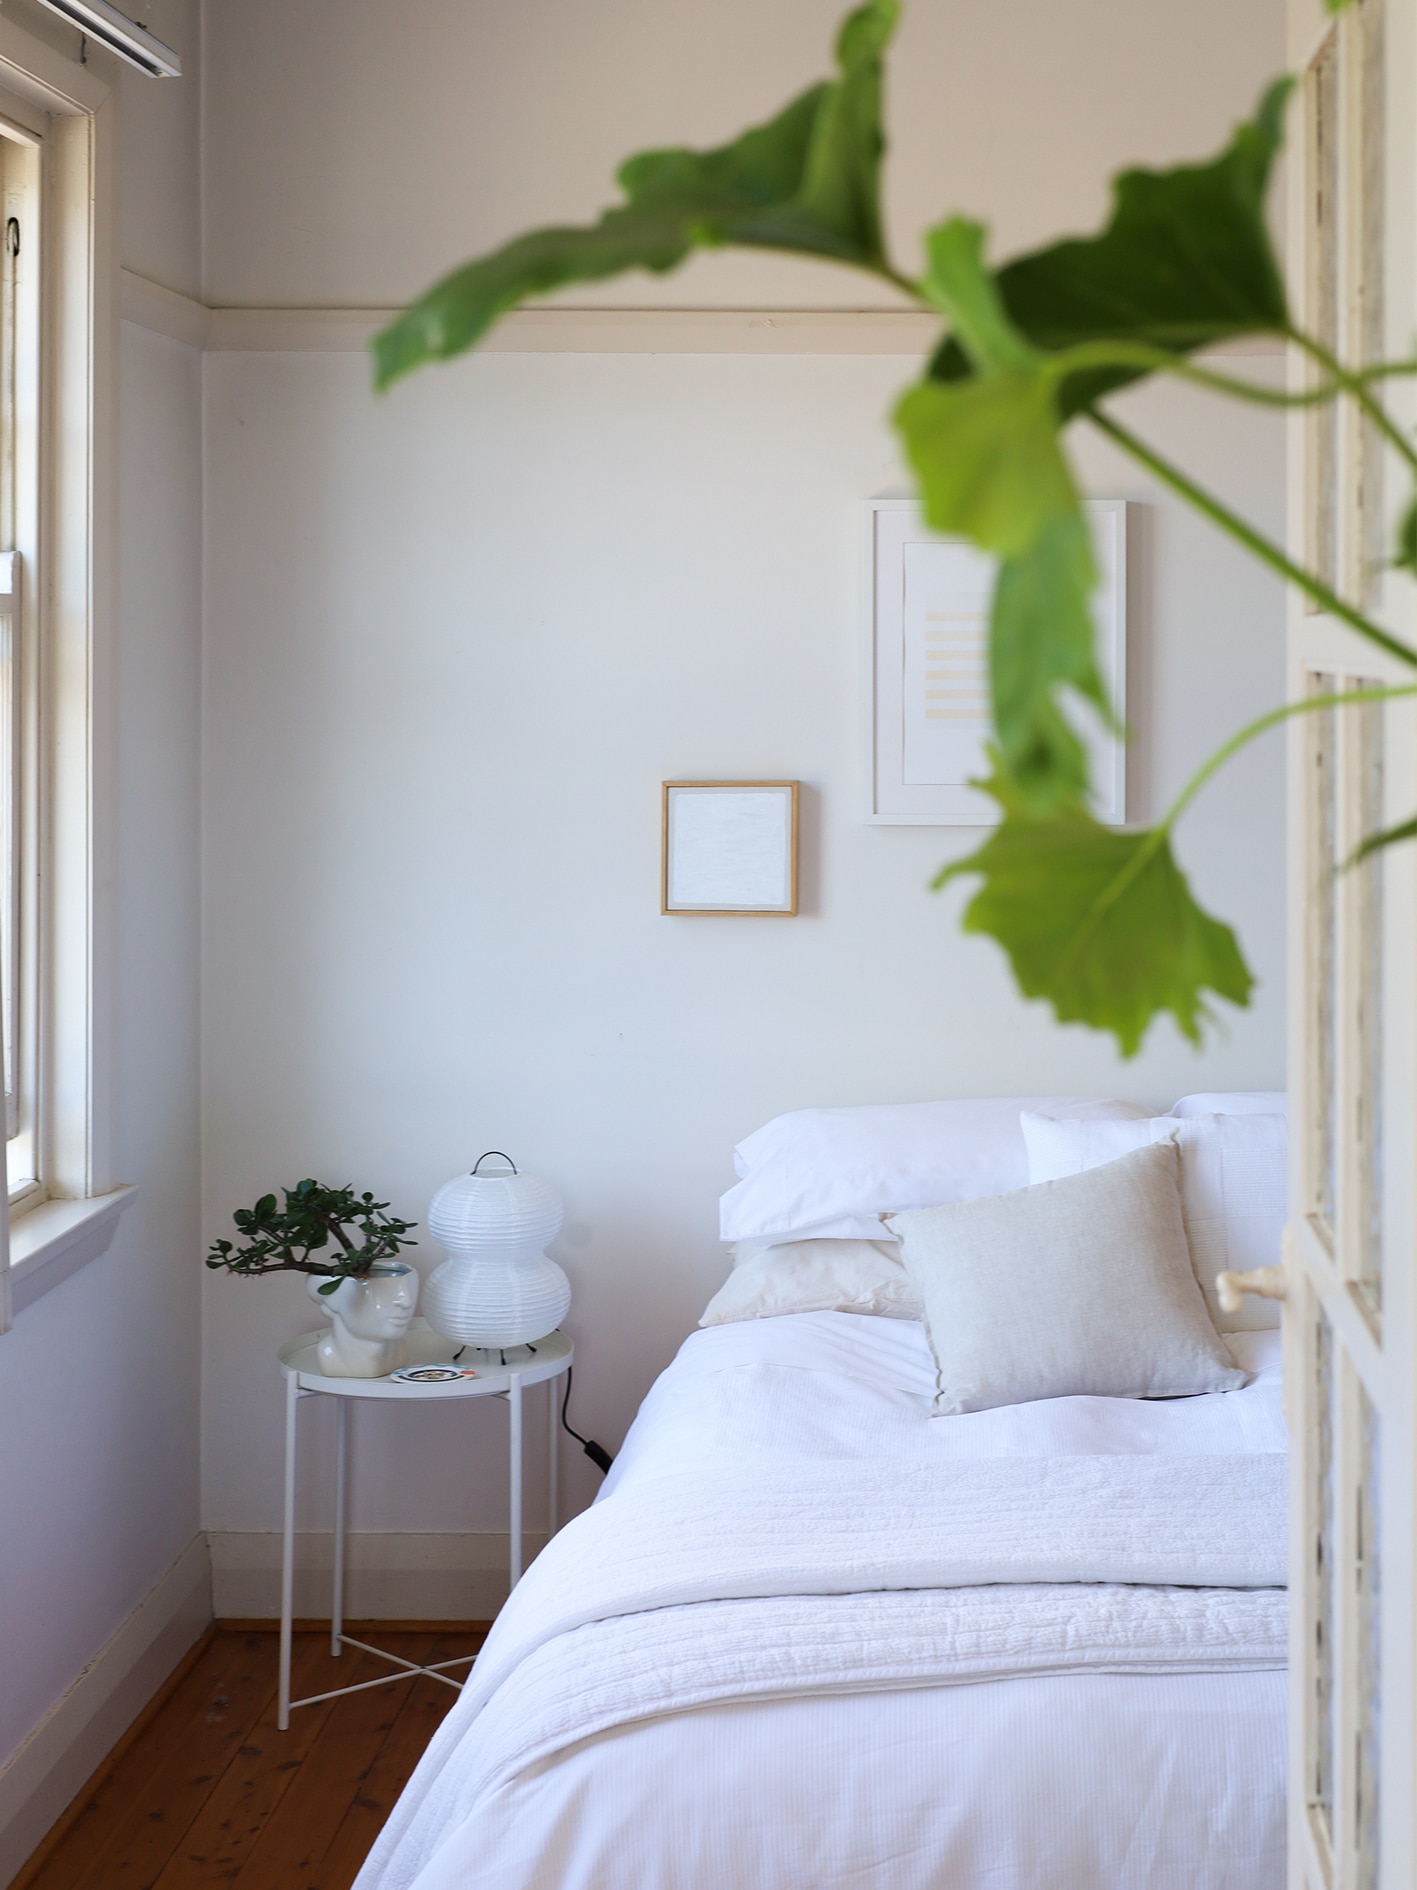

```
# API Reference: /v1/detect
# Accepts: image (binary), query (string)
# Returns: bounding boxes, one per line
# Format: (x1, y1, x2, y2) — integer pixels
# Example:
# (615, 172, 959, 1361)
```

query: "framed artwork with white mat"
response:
(865, 497, 1128, 826)
(662, 781, 799, 916)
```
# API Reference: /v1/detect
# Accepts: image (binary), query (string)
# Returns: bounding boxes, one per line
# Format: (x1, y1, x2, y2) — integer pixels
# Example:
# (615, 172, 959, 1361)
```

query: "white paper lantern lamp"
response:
(423, 1152, 571, 1348)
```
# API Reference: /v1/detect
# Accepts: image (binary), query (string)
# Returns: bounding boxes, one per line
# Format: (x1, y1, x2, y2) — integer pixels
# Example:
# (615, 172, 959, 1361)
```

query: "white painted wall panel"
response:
(0, 321, 203, 1795)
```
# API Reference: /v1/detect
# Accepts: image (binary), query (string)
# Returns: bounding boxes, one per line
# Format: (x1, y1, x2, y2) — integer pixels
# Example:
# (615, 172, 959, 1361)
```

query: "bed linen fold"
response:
(414, 1585, 1286, 1843)
(356, 1451, 1286, 1890)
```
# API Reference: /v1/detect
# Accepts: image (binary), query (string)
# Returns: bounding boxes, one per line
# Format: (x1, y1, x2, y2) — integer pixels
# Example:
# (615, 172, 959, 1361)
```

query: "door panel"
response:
(1288, 4, 1416, 1887)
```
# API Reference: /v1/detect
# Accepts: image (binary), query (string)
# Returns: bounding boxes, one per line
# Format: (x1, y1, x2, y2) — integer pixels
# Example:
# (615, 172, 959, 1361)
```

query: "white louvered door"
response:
(1288, 3, 1416, 1886)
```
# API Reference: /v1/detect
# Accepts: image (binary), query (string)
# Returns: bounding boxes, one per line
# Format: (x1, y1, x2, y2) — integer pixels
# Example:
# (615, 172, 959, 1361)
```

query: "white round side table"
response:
(275, 1316, 572, 1729)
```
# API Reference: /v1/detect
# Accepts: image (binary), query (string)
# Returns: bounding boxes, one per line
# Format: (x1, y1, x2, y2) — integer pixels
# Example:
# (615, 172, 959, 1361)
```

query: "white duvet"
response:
(357, 1313, 1289, 1890)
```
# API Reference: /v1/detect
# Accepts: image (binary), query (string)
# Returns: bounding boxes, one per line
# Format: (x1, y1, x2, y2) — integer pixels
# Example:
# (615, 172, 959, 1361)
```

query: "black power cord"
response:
(560, 1366, 614, 1474)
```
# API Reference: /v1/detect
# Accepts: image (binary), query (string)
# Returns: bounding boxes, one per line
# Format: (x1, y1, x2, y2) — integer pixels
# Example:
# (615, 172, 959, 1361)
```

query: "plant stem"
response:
(1087, 408, 1417, 669)
(1291, 329, 1417, 477)
(324, 1213, 358, 1255)
(235, 1258, 347, 1278)
(1160, 682, 1417, 834)
(879, 263, 926, 301)
(1041, 338, 1417, 412)
(1050, 682, 1417, 974)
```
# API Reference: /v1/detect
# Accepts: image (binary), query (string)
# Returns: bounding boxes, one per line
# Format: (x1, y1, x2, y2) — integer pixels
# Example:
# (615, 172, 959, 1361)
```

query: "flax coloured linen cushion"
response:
(885, 1140, 1246, 1416)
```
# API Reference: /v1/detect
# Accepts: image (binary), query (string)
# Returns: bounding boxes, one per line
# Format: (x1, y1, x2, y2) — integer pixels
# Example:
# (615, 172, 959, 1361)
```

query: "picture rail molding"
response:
(116, 276, 1291, 360)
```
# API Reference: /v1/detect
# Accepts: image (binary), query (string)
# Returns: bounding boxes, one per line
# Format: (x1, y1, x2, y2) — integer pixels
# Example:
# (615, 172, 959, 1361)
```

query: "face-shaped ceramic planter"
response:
(307, 1262, 418, 1377)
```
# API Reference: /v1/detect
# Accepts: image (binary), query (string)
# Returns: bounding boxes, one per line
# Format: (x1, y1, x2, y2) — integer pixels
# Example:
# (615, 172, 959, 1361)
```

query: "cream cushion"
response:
(1021, 1111, 1287, 1332)
(699, 1239, 922, 1327)
(884, 1141, 1246, 1417)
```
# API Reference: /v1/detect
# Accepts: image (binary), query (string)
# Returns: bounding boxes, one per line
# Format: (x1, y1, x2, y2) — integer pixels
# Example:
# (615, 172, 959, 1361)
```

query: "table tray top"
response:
(278, 1318, 572, 1398)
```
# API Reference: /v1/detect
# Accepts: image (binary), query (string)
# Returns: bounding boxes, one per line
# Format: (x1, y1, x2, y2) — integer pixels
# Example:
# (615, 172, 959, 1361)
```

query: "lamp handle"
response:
(471, 1150, 518, 1175)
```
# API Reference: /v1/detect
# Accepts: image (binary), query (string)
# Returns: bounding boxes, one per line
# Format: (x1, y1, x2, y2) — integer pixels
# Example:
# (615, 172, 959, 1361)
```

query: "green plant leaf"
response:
(919, 217, 1038, 371)
(935, 778, 1254, 1056)
(906, 90, 1290, 817)
(894, 367, 1078, 556)
(317, 1277, 343, 1296)
(929, 80, 1292, 416)
(898, 214, 1078, 559)
(990, 514, 1113, 811)
(897, 228, 1106, 812)
(207, 1178, 417, 1281)
(373, 0, 899, 387)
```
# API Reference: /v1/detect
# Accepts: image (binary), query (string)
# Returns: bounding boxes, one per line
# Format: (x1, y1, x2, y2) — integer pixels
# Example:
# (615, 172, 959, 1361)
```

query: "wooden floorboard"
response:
(225, 1638, 439, 1890)
(308, 1635, 475, 1890)
(14, 1625, 486, 1890)
(146, 1636, 351, 1890)
(25, 1631, 280, 1890)
(8, 1627, 225, 1890)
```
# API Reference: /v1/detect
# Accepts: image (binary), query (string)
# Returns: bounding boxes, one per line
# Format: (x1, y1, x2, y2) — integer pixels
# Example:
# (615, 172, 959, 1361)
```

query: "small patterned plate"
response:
(390, 1363, 479, 1383)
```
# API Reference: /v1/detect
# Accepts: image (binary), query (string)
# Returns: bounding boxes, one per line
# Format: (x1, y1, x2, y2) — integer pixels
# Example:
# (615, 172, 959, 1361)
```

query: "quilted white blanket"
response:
(357, 1452, 1287, 1890)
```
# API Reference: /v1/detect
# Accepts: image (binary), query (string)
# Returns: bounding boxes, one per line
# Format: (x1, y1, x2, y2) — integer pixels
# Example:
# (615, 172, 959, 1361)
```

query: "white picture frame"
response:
(865, 498, 1128, 825)
(662, 781, 799, 916)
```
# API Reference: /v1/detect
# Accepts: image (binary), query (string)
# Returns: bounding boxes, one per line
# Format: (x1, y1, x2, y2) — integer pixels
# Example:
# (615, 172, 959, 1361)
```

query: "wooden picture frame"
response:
(865, 497, 1128, 825)
(661, 782, 799, 916)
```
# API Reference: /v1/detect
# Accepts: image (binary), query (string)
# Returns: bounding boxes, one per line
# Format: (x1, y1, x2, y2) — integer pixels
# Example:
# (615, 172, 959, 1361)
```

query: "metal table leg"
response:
(547, 1376, 559, 1538)
(332, 1398, 348, 1657)
(278, 1372, 299, 1731)
(509, 1374, 523, 1588)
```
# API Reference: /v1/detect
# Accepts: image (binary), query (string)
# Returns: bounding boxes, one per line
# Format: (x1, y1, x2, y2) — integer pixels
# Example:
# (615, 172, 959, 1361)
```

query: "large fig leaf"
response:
(900, 217, 1111, 811)
(901, 215, 1078, 557)
(374, 0, 899, 387)
(990, 515, 1113, 811)
(918, 216, 1037, 371)
(929, 80, 1292, 416)
(936, 778, 1254, 1056)
(894, 370, 1079, 557)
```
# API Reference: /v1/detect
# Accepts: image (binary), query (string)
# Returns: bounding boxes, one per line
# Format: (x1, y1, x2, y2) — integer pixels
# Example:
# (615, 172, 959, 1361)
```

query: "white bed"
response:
(355, 1309, 1288, 1890)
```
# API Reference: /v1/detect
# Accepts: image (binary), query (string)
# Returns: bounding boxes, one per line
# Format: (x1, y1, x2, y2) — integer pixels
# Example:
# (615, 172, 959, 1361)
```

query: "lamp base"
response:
(424, 1251, 571, 1350)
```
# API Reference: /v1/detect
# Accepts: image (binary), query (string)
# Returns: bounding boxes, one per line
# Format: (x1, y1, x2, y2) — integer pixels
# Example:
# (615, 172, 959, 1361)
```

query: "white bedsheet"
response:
(357, 1314, 1289, 1890)
(605, 1311, 1286, 1482)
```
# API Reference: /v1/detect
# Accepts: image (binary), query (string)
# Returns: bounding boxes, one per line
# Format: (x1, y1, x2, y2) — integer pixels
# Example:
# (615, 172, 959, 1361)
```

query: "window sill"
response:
(9, 1186, 138, 1313)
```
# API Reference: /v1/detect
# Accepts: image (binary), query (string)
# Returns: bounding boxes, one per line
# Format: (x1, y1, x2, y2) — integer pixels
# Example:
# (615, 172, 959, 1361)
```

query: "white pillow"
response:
(1171, 1091, 1287, 1118)
(1021, 1111, 1287, 1332)
(885, 1141, 1247, 1416)
(699, 1239, 922, 1327)
(720, 1096, 1153, 1244)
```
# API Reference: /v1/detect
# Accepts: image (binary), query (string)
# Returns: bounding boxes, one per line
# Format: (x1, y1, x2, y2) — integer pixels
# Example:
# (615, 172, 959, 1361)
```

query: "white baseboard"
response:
(0, 1533, 212, 1888)
(208, 1531, 540, 1621)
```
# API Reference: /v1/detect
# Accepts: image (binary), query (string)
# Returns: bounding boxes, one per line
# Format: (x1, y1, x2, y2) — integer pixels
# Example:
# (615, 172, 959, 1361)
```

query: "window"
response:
(0, 115, 41, 1204)
(0, 17, 136, 1324)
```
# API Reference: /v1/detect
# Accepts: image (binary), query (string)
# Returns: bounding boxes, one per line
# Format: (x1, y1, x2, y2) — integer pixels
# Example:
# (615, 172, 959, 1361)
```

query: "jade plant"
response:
(207, 1179, 417, 1296)
(371, 0, 1409, 1057)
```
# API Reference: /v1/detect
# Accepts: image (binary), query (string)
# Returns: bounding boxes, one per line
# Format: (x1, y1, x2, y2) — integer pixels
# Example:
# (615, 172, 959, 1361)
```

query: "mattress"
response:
(357, 1312, 1288, 1890)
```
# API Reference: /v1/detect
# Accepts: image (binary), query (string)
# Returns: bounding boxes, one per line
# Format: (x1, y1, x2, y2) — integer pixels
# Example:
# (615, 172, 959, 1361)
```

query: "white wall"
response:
(202, 0, 1283, 311)
(0, 0, 204, 1864)
(200, 0, 1288, 1576)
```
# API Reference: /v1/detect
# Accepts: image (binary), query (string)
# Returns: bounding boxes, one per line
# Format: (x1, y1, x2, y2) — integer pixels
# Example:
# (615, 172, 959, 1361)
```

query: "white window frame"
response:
(0, 97, 50, 1198)
(0, 17, 137, 1326)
